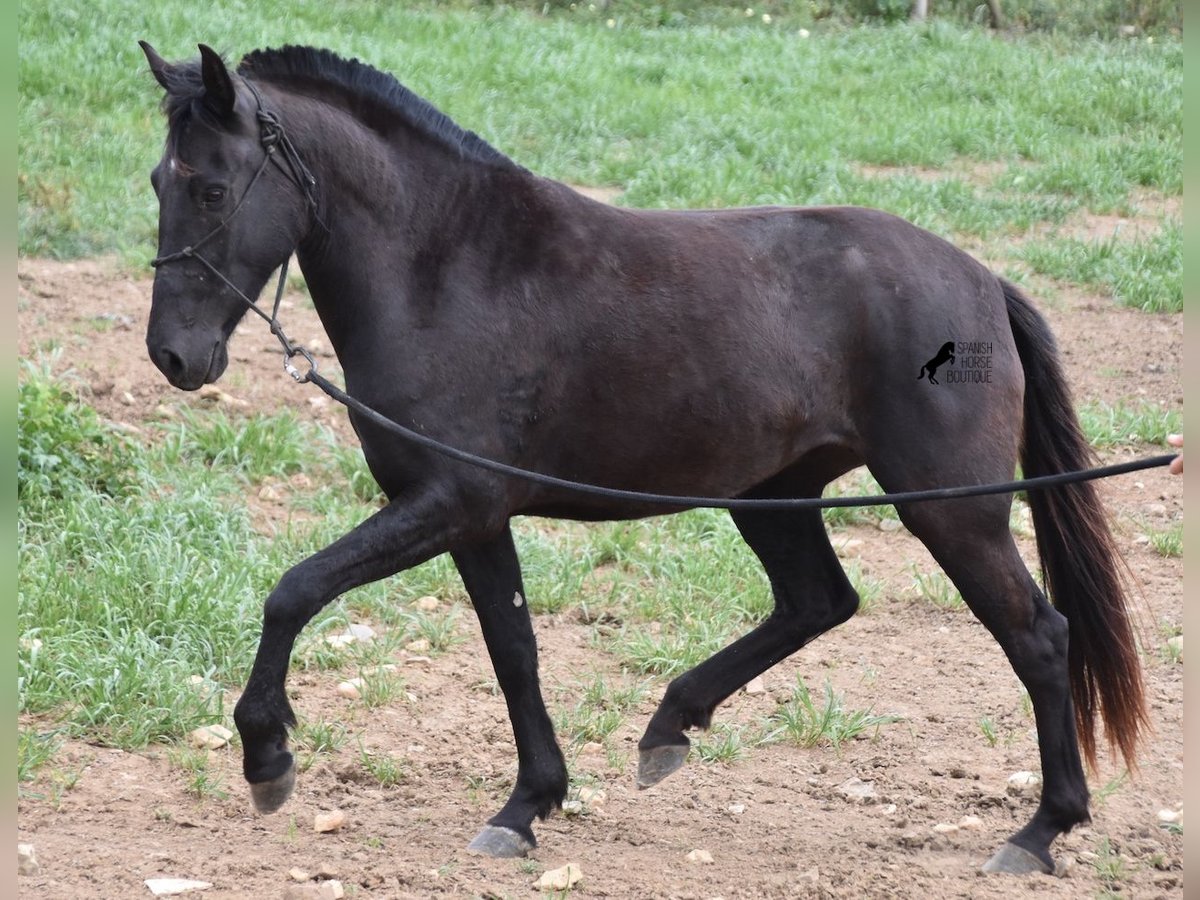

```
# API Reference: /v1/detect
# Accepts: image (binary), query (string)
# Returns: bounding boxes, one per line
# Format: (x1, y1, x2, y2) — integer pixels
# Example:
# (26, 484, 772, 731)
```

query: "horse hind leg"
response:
(881, 488, 1089, 874)
(637, 506, 858, 787)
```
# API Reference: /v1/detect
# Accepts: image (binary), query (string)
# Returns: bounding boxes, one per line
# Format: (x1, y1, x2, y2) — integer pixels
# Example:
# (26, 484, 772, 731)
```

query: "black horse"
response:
(918, 340, 956, 384)
(139, 43, 1145, 874)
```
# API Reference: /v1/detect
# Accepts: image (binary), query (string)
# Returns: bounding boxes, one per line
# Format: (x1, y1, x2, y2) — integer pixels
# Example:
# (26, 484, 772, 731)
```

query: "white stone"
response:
(188, 725, 233, 751)
(578, 787, 607, 807)
(336, 679, 363, 700)
(313, 810, 346, 833)
(406, 638, 431, 653)
(318, 881, 344, 900)
(1157, 808, 1182, 825)
(561, 800, 584, 816)
(958, 815, 985, 830)
(346, 623, 376, 641)
(837, 777, 876, 802)
(878, 518, 903, 532)
(686, 849, 714, 864)
(932, 822, 959, 835)
(288, 868, 310, 882)
(415, 595, 440, 612)
(727, 803, 746, 815)
(743, 676, 766, 695)
(534, 863, 582, 891)
(1007, 770, 1041, 794)
(144, 878, 213, 895)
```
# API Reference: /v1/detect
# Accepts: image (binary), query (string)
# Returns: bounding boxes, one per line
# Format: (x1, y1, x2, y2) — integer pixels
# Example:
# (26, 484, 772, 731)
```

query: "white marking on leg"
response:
(513, 592, 524, 607)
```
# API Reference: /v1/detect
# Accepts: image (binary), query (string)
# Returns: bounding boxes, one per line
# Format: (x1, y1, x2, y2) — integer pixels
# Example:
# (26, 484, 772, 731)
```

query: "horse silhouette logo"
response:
(918, 341, 956, 384)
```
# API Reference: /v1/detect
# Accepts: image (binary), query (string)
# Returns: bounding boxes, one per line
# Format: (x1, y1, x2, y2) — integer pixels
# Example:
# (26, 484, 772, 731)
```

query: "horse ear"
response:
(198, 43, 236, 118)
(139, 40, 173, 91)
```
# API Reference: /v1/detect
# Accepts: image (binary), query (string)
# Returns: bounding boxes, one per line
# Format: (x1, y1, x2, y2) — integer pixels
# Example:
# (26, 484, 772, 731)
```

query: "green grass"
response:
(1077, 401, 1183, 448)
(763, 676, 900, 748)
(1021, 220, 1182, 311)
(19, 2, 1180, 281)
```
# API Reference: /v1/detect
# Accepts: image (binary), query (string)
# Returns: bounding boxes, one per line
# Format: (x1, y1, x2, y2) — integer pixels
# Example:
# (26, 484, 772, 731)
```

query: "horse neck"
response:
(272, 87, 526, 349)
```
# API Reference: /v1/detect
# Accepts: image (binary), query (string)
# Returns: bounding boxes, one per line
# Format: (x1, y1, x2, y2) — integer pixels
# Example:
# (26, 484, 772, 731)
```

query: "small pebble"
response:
(578, 787, 606, 807)
(958, 815, 984, 830)
(288, 869, 310, 882)
(406, 639, 431, 654)
(188, 725, 233, 751)
(1157, 808, 1182, 825)
(415, 595, 440, 612)
(932, 822, 959, 835)
(337, 679, 364, 700)
(686, 849, 714, 864)
(727, 803, 746, 815)
(314, 810, 346, 833)
(534, 864, 582, 891)
(743, 676, 766, 695)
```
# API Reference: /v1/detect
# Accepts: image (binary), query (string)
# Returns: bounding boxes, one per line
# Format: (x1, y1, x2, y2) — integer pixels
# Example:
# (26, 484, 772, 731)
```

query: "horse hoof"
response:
(466, 825, 534, 858)
(980, 842, 1054, 875)
(249, 766, 296, 814)
(636, 744, 690, 789)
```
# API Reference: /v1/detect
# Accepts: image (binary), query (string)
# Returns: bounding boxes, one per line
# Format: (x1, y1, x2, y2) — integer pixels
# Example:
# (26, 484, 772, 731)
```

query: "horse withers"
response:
(139, 41, 1145, 874)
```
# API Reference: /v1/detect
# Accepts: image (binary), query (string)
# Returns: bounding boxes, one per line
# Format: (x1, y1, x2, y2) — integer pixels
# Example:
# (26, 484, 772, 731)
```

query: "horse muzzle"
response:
(148, 333, 229, 390)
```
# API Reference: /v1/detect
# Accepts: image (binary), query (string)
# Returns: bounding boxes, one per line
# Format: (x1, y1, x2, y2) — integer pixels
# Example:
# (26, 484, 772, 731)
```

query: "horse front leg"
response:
(453, 526, 568, 857)
(233, 489, 470, 814)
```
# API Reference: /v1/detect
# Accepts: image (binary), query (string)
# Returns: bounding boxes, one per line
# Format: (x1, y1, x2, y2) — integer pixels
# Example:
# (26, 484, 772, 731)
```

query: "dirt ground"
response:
(17, 255, 1183, 899)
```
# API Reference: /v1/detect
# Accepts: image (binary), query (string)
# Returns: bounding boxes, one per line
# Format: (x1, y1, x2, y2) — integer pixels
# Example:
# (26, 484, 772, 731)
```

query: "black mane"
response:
(161, 45, 513, 167)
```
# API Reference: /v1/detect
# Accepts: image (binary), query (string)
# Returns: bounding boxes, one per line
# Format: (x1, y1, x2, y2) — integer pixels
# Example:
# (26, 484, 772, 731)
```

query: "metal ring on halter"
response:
(283, 346, 316, 383)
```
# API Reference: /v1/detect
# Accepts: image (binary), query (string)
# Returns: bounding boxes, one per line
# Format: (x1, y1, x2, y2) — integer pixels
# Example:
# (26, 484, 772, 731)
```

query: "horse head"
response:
(140, 42, 312, 389)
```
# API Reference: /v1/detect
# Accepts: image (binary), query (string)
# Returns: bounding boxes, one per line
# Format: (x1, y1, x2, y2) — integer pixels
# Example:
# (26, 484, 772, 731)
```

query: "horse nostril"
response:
(155, 346, 186, 379)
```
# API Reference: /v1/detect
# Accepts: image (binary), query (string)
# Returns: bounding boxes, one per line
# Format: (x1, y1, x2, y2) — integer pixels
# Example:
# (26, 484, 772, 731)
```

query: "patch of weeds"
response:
(160, 407, 311, 483)
(692, 723, 749, 765)
(357, 742, 408, 788)
(293, 718, 348, 772)
(168, 744, 229, 801)
(18, 728, 61, 784)
(357, 670, 406, 709)
(1020, 221, 1181, 313)
(1092, 770, 1127, 809)
(1147, 522, 1182, 558)
(555, 673, 645, 748)
(979, 716, 999, 748)
(18, 361, 140, 501)
(405, 609, 464, 653)
(764, 676, 901, 749)
(845, 561, 884, 614)
(1091, 836, 1129, 889)
(1077, 401, 1182, 448)
(909, 566, 965, 611)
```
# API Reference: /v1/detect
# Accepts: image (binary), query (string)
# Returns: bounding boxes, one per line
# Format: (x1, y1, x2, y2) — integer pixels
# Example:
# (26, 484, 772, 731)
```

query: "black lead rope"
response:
(150, 81, 1177, 512)
(303, 367, 1174, 510)
(304, 364, 1176, 508)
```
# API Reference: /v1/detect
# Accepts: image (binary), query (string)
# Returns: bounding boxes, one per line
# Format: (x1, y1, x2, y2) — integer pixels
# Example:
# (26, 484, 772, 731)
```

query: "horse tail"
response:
(1003, 277, 1147, 771)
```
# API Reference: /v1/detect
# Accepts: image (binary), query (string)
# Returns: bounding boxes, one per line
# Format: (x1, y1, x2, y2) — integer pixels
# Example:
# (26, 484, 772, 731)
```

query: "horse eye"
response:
(201, 187, 226, 206)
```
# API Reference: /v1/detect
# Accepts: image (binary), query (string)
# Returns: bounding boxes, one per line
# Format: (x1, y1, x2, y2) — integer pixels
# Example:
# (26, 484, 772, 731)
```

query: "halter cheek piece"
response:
(150, 80, 320, 382)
